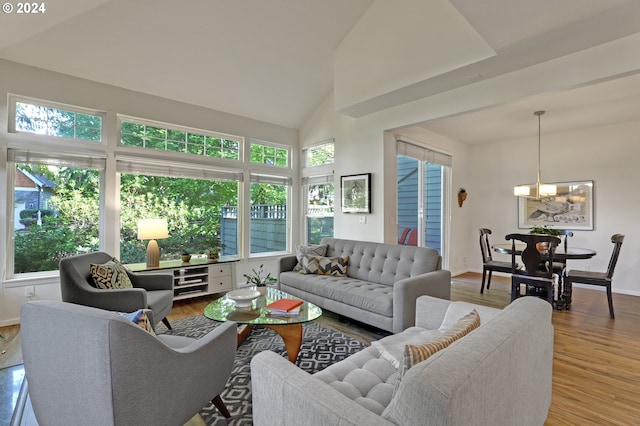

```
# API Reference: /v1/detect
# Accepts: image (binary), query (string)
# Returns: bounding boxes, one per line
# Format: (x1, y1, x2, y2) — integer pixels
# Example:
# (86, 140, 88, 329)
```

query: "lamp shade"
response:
(137, 219, 169, 240)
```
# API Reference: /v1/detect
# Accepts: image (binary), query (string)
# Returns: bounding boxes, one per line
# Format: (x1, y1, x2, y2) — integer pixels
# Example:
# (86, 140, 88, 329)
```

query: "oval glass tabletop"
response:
(204, 287, 322, 325)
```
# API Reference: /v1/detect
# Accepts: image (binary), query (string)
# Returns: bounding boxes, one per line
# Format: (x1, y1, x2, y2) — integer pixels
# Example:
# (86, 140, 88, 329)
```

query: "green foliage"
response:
(14, 161, 288, 272)
(529, 225, 562, 236)
(243, 264, 277, 286)
(306, 143, 334, 167)
(251, 183, 287, 205)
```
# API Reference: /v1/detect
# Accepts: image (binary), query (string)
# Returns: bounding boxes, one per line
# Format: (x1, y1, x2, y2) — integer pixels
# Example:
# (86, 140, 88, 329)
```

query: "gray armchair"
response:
(20, 300, 237, 425)
(60, 251, 174, 330)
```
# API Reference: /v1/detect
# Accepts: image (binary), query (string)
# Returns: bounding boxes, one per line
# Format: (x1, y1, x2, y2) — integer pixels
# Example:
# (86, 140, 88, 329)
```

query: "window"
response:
(304, 179, 334, 244)
(304, 142, 334, 167)
(249, 176, 290, 254)
(301, 140, 334, 243)
(120, 118, 241, 160)
(396, 140, 452, 253)
(250, 141, 289, 167)
(14, 100, 102, 141)
(9, 150, 104, 274)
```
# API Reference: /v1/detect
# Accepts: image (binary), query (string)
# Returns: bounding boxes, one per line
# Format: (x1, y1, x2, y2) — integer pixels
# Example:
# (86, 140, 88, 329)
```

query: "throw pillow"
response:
(90, 258, 134, 290)
(116, 309, 155, 335)
(393, 309, 480, 396)
(294, 244, 329, 271)
(299, 255, 349, 277)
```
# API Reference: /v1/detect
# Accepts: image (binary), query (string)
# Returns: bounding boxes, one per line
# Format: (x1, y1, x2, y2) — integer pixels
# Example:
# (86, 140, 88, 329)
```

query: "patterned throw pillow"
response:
(294, 244, 329, 271)
(393, 309, 480, 396)
(299, 255, 349, 277)
(116, 309, 155, 335)
(90, 258, 134, 289)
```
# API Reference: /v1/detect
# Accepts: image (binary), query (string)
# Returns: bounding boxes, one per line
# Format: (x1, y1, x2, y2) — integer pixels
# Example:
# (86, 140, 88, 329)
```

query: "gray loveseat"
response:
(251, 296, 554, 426)
(278, 238, 451, 333)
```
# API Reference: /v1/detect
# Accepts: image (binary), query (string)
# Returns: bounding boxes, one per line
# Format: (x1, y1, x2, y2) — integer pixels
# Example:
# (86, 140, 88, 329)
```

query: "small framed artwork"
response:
(518, 180, 594, 230)
(341, 173, 371, 213)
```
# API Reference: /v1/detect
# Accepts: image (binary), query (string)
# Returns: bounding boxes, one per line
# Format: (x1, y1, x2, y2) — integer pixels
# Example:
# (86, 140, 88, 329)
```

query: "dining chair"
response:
(505, 233, 561, 305)
(398, 227, 411, 245)
(479, 228, 512, 294)
(551, 230, 574, 275)
(564, 234, 624, 319)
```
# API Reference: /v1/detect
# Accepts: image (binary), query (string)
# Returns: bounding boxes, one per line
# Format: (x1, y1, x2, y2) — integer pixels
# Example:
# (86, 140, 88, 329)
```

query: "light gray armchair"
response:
(20, 300, 237, 426)
(60, 251, 174, 330)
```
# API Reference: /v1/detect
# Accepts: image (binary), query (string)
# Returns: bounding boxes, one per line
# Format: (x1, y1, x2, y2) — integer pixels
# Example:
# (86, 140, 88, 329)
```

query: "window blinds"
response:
(396, 139, 452, 167)
(116, 157, 243, 181)
(8, 148, 107, 170)
(249, 173, 292, 186)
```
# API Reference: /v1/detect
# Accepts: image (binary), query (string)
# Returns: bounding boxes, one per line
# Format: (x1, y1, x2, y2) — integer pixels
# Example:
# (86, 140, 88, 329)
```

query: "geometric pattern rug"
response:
(156, 315, 369, 425)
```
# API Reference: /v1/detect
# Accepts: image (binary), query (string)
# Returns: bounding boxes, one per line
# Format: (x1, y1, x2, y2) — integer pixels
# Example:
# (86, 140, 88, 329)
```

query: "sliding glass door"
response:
(396, 140, 451, 254)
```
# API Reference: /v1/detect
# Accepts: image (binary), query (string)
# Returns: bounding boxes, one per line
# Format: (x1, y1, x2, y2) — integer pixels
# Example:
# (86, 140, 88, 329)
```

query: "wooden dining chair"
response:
(505, 233, 561, 305)
(479, 228, 512, 294)
(551, 230, 574, 275)
(564, 234, 624, 319)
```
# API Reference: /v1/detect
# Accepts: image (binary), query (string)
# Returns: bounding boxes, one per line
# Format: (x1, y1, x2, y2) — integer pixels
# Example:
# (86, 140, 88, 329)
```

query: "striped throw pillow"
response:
(393, 309, 480, 396)
(299, 255, 349, 277)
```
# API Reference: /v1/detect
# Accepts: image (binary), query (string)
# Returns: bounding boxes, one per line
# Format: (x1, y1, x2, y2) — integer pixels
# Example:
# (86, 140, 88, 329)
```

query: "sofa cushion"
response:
(294, 244, 328, 271)
(394, 310, 480, 395)
(89, 259, 133, 289)
(438, 301, 499, 331)
(313, 344, 398, 415)
(279, 272, 393, 316)
(371, 327, 440, 368)
(321, 238, 440, 285)
(300, 255, 349, 277)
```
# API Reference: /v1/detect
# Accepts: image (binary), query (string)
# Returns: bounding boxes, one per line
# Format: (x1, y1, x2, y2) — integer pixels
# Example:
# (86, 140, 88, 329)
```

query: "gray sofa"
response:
(278, 238, 451, 333)
(251, 296, 554, 426)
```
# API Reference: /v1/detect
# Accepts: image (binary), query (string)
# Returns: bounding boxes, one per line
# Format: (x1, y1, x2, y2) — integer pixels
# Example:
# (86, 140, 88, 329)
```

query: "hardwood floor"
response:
(2, 273, 639, 424)
(453, 273, 640, 425)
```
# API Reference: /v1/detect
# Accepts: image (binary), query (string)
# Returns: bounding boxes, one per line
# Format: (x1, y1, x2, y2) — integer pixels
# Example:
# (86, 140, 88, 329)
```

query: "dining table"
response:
(492, 242, 597, 310)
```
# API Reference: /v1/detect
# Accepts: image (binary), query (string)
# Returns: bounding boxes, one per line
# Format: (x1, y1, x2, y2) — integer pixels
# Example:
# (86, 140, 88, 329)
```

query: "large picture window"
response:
(9, 150, 103, 274)
(4, 96, 295, 278)
(249, 179, 289, 254)
(119, 173, 239, 263)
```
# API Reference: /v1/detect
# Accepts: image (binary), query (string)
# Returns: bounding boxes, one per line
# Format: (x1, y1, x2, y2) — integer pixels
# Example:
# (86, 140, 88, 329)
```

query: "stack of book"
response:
(266, 299, 303, 316)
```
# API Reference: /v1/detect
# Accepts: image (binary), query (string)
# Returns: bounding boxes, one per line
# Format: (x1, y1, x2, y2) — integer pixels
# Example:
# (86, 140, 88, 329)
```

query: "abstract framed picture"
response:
(518, 180, 594, 230)
(340, 173, 371, 213)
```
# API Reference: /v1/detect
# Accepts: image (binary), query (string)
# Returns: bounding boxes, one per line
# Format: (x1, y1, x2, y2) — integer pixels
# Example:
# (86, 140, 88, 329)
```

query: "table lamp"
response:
(137, 218, 169, 268)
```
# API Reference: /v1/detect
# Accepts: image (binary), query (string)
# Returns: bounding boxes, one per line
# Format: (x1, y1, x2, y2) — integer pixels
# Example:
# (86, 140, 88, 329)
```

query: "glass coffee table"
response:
(204, 287, 322, 362)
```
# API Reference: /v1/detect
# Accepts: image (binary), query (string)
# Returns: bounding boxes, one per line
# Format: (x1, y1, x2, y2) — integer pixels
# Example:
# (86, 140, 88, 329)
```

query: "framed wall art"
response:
(518, 180, 594, 230)
(341, 173, 371, 213)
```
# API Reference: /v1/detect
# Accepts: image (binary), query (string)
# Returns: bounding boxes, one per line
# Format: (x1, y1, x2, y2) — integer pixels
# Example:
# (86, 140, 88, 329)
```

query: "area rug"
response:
(156, 316, 369, 425)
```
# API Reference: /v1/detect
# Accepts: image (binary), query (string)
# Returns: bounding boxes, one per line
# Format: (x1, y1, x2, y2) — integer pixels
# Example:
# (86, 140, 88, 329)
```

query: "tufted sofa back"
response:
(320, 237, 442, 286)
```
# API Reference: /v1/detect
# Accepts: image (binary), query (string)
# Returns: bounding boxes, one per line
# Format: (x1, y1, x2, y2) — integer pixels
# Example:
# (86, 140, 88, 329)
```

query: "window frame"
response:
(249, 139, 291, 169)
(8, 95, 106, 144)
(300, 140, 335, 244)
(118, 115, 243, 162)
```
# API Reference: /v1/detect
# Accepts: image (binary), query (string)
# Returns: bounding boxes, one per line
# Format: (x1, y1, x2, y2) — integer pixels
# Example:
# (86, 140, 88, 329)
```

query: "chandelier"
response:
(513, 110, 557, 198)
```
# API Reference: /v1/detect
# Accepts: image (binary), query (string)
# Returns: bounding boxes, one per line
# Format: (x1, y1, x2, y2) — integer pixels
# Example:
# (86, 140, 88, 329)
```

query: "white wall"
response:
(465, 120, 640, 296)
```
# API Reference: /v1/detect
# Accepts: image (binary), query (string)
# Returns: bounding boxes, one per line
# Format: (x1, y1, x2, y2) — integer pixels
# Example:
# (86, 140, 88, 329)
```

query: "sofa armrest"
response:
(129, 271, 173, 291)
(414, 295, 452, 329)
(251, 351, 393, 426)
(392, 269, 451, 333)
(278, 255, 298, 275)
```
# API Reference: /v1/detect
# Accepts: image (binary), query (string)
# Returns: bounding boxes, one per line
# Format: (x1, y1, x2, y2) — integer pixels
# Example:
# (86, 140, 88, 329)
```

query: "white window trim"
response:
(8, 94, 106, 144)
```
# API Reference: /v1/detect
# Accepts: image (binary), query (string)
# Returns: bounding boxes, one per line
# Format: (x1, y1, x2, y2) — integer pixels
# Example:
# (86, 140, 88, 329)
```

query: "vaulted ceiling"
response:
(1, 0, 640, 141)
